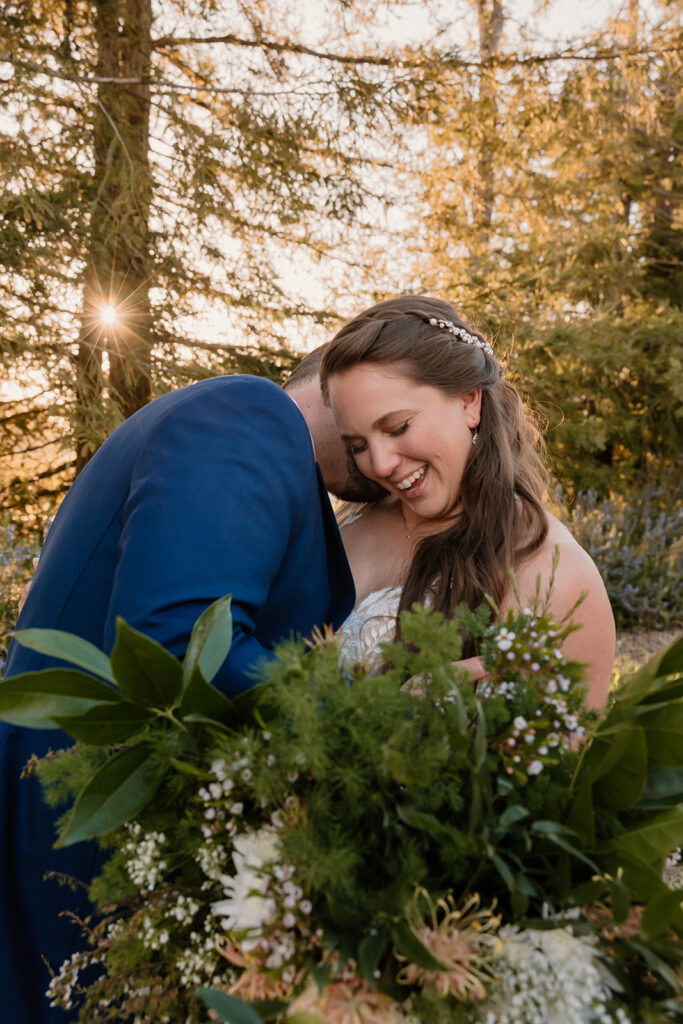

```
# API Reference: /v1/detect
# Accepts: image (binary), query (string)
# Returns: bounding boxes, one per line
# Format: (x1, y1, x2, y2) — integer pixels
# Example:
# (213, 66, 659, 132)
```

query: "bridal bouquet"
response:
(1, 596, 682, 1024)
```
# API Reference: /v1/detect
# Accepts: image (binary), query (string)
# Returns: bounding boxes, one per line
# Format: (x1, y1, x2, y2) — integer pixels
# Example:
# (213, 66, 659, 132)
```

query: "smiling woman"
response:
(320, 295, 616, 707)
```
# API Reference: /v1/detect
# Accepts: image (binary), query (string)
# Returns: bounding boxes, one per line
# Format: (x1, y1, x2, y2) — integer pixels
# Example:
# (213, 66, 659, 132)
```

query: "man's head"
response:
(283, 345, 387, 502)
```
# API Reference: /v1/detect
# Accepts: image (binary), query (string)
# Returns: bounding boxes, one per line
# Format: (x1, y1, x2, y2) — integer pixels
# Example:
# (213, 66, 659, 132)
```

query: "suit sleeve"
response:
(103, 378, 315, 696)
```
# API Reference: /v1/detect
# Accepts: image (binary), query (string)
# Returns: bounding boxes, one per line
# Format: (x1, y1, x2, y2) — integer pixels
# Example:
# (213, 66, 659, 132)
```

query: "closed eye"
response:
(346, 440, 367, 455)
(388, 421, 409, 437)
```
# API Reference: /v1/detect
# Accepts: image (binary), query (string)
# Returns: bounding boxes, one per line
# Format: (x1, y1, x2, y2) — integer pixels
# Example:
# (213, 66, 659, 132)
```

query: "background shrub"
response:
(0, 515, 40, 673)
(562, 481, 683, 631)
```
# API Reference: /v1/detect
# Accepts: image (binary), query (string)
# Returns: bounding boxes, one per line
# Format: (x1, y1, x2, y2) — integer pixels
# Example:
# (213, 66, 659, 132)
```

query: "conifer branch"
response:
(1, 41, 681, 94)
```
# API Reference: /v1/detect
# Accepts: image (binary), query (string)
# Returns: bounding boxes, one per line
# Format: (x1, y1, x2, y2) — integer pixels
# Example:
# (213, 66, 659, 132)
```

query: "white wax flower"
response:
(212, 827, 280, 947)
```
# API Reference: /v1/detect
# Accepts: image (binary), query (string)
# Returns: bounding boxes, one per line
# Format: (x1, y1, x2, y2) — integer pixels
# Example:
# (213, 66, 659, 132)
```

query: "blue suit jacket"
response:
(0, 375, 354, 1023)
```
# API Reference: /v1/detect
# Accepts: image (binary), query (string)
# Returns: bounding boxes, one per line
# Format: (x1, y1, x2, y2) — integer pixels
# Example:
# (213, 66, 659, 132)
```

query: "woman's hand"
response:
(454, 656, 487, 681)
(402, 656, 487, 698)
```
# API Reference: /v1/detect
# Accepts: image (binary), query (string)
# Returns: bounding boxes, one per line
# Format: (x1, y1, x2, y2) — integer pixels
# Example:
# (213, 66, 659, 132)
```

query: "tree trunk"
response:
(74, 0, 153, 473)
(107, 0, 153, 421)
(475, 0, 503, 240)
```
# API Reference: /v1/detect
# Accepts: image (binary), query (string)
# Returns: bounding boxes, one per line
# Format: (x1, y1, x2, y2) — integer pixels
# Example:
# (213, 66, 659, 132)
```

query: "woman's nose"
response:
(369, 441, 401, 479)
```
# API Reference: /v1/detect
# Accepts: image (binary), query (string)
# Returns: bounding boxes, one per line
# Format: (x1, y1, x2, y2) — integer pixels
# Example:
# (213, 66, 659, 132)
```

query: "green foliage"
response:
(5, 597, 679, 1021)
(0, 0, 408, 513)
(0, 515, 39, 671)
(569, 635, 683, 939)
(560, 482, 683, 629)
(414, 3, 682, 495)
(0, 595, 236, 844)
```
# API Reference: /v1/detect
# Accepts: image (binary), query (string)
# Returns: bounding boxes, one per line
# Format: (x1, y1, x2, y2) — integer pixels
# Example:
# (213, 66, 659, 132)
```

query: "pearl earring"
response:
(471, 429, 479, 445)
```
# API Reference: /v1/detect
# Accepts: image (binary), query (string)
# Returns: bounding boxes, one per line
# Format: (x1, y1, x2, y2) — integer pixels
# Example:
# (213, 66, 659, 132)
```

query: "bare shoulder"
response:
(510, 513, 616, 709)
(513, 514, 605, 602)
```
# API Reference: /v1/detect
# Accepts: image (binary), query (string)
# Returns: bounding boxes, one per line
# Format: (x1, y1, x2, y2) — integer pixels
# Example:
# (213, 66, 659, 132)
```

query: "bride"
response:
(324, 296, 615, 709)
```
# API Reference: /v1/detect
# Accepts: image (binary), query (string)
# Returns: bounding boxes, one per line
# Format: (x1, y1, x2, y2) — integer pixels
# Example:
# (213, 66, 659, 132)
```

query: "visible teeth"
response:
(397, 466, 426, 490)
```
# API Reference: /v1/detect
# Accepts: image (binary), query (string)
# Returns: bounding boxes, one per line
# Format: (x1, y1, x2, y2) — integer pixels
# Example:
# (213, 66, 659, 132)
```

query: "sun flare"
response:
(99, 304, 119, 326)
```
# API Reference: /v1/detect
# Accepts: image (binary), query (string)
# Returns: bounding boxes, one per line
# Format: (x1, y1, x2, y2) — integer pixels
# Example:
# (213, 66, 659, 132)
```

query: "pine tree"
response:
(411, 0, 682, 492)
(0, 0, 410, 515)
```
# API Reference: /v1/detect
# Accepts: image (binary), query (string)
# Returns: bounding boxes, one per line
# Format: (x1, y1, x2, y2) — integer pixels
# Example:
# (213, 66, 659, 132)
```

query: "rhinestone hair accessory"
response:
(428, 317, 495, 358)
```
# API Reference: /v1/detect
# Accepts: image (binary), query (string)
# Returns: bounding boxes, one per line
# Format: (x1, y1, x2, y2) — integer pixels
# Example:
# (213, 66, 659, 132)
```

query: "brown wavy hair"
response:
(320, 296, 549, 651)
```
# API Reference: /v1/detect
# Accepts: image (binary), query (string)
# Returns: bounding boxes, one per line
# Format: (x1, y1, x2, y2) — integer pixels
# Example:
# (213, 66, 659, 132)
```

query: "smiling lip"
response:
(395, 465, 427, 497)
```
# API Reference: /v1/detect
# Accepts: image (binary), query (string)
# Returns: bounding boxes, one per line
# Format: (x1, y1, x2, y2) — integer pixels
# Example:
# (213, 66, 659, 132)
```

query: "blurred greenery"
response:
(1, 1, 680, 611)
(0, 515, 40, 671)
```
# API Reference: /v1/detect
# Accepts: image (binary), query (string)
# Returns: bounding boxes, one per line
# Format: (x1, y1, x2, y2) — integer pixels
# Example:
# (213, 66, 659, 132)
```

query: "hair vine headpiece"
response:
(428, 317, 495, 358)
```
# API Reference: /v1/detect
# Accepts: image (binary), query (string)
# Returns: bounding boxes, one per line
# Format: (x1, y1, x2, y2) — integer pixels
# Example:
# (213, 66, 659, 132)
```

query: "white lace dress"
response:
(337, 585, 401, 670)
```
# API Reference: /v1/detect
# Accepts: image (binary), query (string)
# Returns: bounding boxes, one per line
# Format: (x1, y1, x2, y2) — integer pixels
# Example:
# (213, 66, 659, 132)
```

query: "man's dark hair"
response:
(282, 343, 327, 390)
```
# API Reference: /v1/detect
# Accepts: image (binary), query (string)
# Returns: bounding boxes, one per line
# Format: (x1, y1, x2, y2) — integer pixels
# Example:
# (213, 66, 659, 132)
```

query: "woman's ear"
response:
(461, 389, 482, 428)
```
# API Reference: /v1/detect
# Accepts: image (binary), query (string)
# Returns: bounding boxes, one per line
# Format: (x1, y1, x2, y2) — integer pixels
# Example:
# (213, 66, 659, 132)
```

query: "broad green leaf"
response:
(629, 940, 683, 992)
(169, 758, 210, 777)
(599, 851, 674, 905)
(607, 874, 632, 925)
(566, 773, 596, 847)
(180, 713, 232, 736)
(637, 768, 683, 810)
(10, 628, 114, 682)
(641, 887, 683, 939)
(306, 960, 331, 993)
(531, 820, 577, 836)
(0, 669, 118, 730)
(468, 773, 483, 835)
(513, 872, 539, 897)
(58, 743, 166, 846)
(571, 878, 608, 904)
(589, 725, 647, 809)
(637, 704, 683, 768)
(53, 701, 154, 743)
(472, 698, 487, 770)
(110, 619, 182, 709)
(395, 804, 456, 841)
(287, 1015, 326, 1024)
(613, 635, 683, 708)
(498, 805, 530, 830)
(358, 931, 388, 983)
(198, 989, 265, 1024)
(250, 1001, 289, 1022)
(605, 806, 683, 865)
(178, 665, 233, 723)
(531, 821, 599, 872)
(639, 676, 683, 705)
(391, 921, 446, 972)
(489, 849, 516, 892)
(655, 634, 683, 679)
(183, 595, 233, 687)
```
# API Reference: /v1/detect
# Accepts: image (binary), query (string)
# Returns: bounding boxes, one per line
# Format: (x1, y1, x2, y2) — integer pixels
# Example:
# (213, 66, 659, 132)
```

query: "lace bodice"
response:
(338, 585, 401, 669)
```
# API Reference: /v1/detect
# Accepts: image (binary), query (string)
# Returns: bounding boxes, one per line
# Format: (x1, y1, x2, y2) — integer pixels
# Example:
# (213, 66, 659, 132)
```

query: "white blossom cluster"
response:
(664, 848, 683, 889)
(205, 822, 314, 975)
(122, 823, 168, 893)
(197, 839, 230, 882)
(175, 931, 220, 988)
(167, 894, 200, 925)
(198, 752, 259, 839)
(212, 826, 281, 949)
(478, 925, 628, 1024)
(483, 618, 586, 778)
(46, 949, 103, 1010)
(140, 912, 170, 950)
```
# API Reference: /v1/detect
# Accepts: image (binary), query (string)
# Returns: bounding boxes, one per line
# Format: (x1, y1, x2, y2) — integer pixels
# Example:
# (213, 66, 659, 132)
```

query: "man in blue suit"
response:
(0, 368, 379, 1023)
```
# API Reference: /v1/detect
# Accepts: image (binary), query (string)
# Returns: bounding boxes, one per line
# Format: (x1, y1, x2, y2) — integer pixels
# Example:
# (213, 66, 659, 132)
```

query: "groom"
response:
(1, 358, 383, 1023)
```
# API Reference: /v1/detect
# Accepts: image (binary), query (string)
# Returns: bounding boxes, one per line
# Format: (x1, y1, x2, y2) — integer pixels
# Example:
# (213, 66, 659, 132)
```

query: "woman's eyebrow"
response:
(339, 409, 413, 441)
